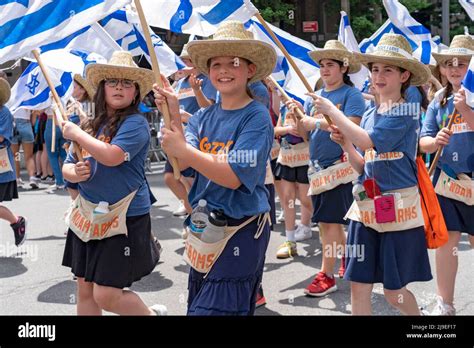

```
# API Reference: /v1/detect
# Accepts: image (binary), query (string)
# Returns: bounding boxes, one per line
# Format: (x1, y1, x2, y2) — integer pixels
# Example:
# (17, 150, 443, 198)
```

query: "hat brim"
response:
(308, 49, 361, 74)
(353, 52, 431, 86)
(86, 64, 154, 101)
(187, 40, 277, 83)
(0, 78, 11, 106)
(74, 74, 95, 101)
(432, 52, 473, 66)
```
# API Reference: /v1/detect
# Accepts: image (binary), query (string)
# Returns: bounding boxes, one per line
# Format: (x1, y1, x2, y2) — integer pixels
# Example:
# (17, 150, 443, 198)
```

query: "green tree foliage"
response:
(252, 0, 295, 25)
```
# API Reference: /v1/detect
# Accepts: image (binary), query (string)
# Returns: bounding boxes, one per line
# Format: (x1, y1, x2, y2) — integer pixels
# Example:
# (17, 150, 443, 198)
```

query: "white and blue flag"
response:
(139, 0, 258, 37)
(338, 11, 369, 91)
(0, 0, 131, 64)
(100, 8, 185, 76)
(460, 0, 474, 21)
(246, 19, 319, 103)
(463, 56, 474, 107)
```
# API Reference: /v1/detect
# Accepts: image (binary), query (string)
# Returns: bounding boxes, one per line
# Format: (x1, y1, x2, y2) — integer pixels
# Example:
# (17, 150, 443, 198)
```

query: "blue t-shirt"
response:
(0, 106, 16, 183)
(176, 73, 217, 115)
(420, 93, 474, 173)
(304, 84, 365, 168)
(360, 104, 419, 192)
(249, 81, 270, 109)
(184, 100, 273, 219)
(65, 114, 151, 217)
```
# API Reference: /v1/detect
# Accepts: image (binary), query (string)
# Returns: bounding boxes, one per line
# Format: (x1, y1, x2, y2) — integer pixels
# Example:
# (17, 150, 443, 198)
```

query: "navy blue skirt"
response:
(344, 221, 432, 290)
(433, 169, 474, 235)
(311, 182, 353, 225)
(187, 216, 271, 315)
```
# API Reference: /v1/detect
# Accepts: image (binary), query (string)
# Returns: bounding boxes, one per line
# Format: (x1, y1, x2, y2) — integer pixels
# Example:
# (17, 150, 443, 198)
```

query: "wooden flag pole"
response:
(255, 13, 332, 126)
(32, 49, 83, 162)
(134, 0, 181, 180)
(428, 109, 457, 176)
(268, 76, 308, 143)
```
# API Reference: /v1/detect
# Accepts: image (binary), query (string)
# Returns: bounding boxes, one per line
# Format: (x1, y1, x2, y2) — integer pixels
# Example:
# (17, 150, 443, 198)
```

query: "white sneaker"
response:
(46, 184, 65, 194)
(428, 296, 456, 316)
(16, 178, 25, 187)
(294, 224, 312, 241)
(173, 202, 188, 216)
(150, 304, 168, 315)
(277, 210, 285, 223)
(29, 176, 40, 189)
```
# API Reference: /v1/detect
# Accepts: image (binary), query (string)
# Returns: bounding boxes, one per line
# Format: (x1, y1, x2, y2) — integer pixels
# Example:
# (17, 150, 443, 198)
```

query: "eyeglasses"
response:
(104, 79, 135, 88)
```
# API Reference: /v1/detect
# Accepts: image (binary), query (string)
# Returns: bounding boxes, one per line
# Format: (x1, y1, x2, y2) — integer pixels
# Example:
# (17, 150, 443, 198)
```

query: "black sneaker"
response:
(11, 216, 26, 247)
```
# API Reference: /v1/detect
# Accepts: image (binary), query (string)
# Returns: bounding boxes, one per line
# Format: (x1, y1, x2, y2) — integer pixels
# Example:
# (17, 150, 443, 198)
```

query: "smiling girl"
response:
(154, 21, 276, 316)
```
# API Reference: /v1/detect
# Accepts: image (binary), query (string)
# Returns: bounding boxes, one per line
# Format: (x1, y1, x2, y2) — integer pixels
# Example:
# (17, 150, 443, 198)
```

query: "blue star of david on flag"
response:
(26, 72, 40, 95)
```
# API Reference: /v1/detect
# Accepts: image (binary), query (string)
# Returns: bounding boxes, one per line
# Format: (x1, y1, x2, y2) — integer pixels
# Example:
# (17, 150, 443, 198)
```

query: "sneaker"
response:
(294, 224, 312, 241)
(16, 178, 25, 187)
(11, 216, 27, 247)
(42, 175, 55, 184)
(276, 241, 298, 259)
(427, 296, 456, 316)
(150, 304, 168, 315)
(304, 272, 338, 297)
(338, 256, 346, 279)
(29, 176, 40, 189)
(255, 286, 266, 308)
(173, 202, 188, 216)
(182, 229, 189, 240)
(46, 184, 65, 194)
(276, 210, 285, 223)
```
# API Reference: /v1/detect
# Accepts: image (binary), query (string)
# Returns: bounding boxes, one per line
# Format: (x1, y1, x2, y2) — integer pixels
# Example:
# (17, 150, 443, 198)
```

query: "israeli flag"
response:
(463, 56, 474, 107)
(246, 19, 320, 103)
(338, 11, 369, 91)
(100, 8, 185, 76)
(0, 0, 131, 64)
(139, 0, 258, 37)
(460, 0, 474, 21)
(382, 0, 436, 65)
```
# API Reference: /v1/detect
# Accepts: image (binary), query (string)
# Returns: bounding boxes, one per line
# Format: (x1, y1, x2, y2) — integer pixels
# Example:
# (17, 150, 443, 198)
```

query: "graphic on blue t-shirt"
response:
(420, 94, 474, 173)
(304, 84, 365, 168)
(184, 100, 273, 219)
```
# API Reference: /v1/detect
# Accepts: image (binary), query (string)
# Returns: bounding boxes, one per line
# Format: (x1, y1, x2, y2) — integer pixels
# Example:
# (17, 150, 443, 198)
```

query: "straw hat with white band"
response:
(187, 21, 277, 84)
(86, 51, 154, 101)
(0, 78, 11, 106)
(74, 74, 95, 100)
(180, 43, 190, 60)
(432, 35, 474, 66)
(353, 34, 431, 86)
(308, 40, 362, 74)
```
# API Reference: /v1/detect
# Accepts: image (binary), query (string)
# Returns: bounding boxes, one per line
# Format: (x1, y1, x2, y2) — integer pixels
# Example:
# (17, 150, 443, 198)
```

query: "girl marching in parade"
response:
(61, 51, 164, 315)
(420, 35, 474, 315)
(299, 40, 366, 296)
(154, 21, 276, 315)
(0, 77, 26, 247)
(314, 34, 432, 314)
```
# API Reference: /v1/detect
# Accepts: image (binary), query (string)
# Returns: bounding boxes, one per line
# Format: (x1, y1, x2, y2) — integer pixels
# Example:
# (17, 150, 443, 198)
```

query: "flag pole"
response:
(255, 13, 332, 125)
(32, 49, 83, 162)
(428, 109, 457, 176)
(134, 0, 181, 180)
(268, 76, 308, 143)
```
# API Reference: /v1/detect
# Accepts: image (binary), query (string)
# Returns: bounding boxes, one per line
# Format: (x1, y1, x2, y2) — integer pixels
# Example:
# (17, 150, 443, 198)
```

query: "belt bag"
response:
(277, 142, 310, 168)
(345, 186, 424, 233)
(307, 159, 359, 196)
(434, 170, 474, 205)
(270, 139, 280, 160)
(264, 161, 274, 185)
(183, 213, 270, 277)
(66, 190, 137, 242)
(0, 147, 13, 174)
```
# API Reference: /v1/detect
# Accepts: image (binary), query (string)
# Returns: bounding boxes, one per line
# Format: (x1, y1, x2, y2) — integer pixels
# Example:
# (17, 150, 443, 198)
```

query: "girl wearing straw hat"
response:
(419, 35, 474, 315)
(313, 34, 432, 315)
(297, 40, 365, 297)
(0, 77, 27, 247)
(63, 74, 94, 200)
(61, 51, 164, 315)
(154, 20, 276, 315)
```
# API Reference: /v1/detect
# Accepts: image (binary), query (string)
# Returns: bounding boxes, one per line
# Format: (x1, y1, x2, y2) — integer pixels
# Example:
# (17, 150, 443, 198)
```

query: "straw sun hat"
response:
(0, 78, 11, 106)
(308, 40, 361, 74)
(187, 21, 277, 83)
(353, 34, 431, 86)
(180, 43, 190, 60)
(432, 35, 474, 66)
(86, 51, 154, 101)
(73, 74, 95, 100)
